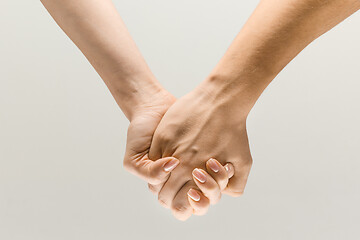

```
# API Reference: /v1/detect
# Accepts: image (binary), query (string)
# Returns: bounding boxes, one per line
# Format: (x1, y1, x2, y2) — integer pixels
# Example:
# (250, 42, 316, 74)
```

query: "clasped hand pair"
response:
(123, 81, 253, 221)
(40, 0, 359, 222)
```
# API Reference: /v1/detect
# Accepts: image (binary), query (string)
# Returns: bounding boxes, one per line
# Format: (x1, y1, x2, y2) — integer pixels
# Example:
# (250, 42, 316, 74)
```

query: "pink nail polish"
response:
(193, 168, 207, 183)
(163, 159, 179, 172)
(208, 158, 220, 173)
(187, 189, 201, 201)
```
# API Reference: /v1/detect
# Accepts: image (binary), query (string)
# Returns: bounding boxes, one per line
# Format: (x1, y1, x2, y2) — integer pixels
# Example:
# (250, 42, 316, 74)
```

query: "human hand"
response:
(186, 159, 235, 218)
(148, 81, 253, 220)
(123, 89, 180, 185)
(122, 86, 237, 220)
(148, 158, 235, 220)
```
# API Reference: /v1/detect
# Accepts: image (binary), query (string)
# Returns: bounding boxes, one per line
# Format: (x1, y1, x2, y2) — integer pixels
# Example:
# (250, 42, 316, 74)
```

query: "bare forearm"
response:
(41, 0, 162, 120)
(203, 0, 360, 114)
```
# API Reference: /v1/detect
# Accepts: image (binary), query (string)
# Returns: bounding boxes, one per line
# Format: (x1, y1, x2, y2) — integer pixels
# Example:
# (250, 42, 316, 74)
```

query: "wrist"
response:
(197, 71, 273, 118)
(106, 73, 169, 121)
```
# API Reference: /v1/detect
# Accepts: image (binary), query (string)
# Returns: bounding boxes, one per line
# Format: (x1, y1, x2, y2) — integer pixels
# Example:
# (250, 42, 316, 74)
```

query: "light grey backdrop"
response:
(1, 1, 360, 239)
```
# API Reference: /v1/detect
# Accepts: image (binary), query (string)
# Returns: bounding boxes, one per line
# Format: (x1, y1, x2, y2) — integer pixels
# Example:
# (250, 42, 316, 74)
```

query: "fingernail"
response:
(187, 189, 201, 201)
(224, 164, 230, 173)
(193, 168, 207, 183)
(207, 158, 220, 173)
(163, 159, 179, 172)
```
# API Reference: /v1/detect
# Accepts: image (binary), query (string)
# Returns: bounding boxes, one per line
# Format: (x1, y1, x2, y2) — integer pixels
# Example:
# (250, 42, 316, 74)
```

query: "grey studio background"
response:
(1, 1, 360, 240)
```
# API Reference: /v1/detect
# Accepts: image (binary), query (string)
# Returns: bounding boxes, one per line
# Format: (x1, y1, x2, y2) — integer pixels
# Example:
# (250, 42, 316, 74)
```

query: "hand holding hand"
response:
(147, 82, 253, 220)
(122, 87, 237, 220)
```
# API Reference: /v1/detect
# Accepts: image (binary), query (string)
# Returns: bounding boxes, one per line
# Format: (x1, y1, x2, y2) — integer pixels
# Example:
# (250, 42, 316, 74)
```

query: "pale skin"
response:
(41, 0, 360, 221)
(40, 0, 234, 218)
(148, 0, 360, 220)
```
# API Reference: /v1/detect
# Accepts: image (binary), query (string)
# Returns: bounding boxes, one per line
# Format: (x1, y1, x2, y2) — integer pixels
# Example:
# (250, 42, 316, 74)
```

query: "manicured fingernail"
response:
(163, 159, 179, 172)
(224, 164, 230, 173)
(207, 158, 220, 173)
(187, 189, 201, 201)
(193, 168, 207, 183)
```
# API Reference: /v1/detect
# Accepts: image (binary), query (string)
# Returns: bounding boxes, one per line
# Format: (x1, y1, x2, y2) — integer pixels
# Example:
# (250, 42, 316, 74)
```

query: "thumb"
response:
(123, 154, 179, 185)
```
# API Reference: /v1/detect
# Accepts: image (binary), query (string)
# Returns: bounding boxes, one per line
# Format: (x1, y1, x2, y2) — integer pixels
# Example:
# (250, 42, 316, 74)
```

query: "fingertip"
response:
(224, 163, 235, 178)
(147, 157, 179, 185)
(192, 168, 207, 183)
(163, 157, 180, 172)
(206, 158, 221, 173)
(187, 191, 211, 216)
(187, 188, 201, 202)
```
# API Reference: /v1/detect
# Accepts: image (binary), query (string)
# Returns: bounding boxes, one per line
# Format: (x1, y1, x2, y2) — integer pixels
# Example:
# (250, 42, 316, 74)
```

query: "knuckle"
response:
(172, 204, 190, 214)
(158, 131, 173, 145)
(158, 197, 169, 208)
(189, 146, 200, 155)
